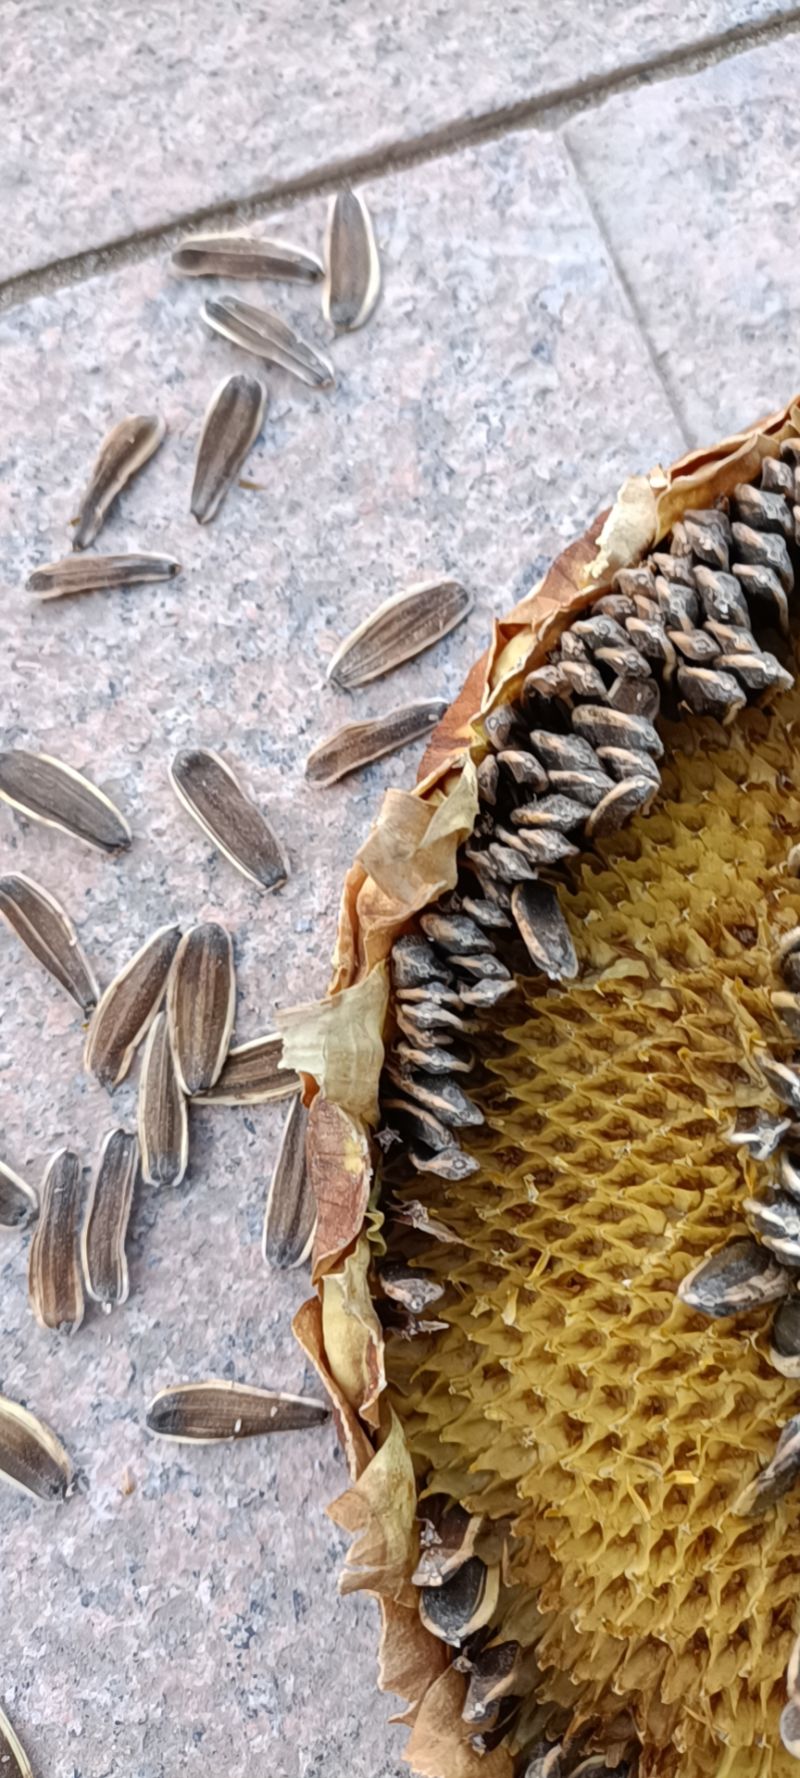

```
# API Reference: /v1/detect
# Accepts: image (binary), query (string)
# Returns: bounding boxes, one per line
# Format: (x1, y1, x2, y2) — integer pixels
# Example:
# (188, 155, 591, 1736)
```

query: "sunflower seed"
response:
(476, 755, 500, 804)
(0, 1394, 73, 1504)
(499, 831, 577, 869)
(719, 651, 793, 694)
(80, 1129, 138, 1311)
(191, 373, 266, 523)
(521, 1740, 563, 1778)
(486, 842, 538, 882)
(0, 1707, 34, 1778)
(170, 232, 322, 281)
(84, 923, 182, 1088)
(732, 521, 793, 592)
(451, 952, 509, 982)
(459, 895, 511, 931)
(774, 992, 800, 1039)
(72, 414, 165, 549)
(396, 1001, 478, 1038)
(463, 1642, 523, 1724)
(682, 509, 731, 570)
(596, 746, 661, 785)
(559, 659, 608, 699)
(409, 1144, 480, 1181)
(744, 1193, 800, 1263)
(0, 750, 131, 852)
(27, 1148, 85, 1333)
(677, 665, 747, 722)
(735, 1412, 800, 1516)
(391, 935, 453, 989)
(383, 1096, 454, 1153)
(726, 1110, 791, 1161)
(27, 553, 180, 600)
(167, 922, 235, 1096)
(762, 458, 795, 497)
(757, 1053, 800, 1114)
(529, 731, 599, 773)
(497, 750, 548, 792)
(571, 706, 663, 757)
(389, 1198, 461, 1244)
(396, 1040, 474, 1075)
(483, 706, 521, 751)
(413, 1499, 483, 1586)
(379, 1261, 445, 1314)
(421, 912, 492, 956)
(677, 1237, 790, 1318)
(608, 676, 661, 720)
(693, 565, 750, 627)
(547, 768, 614, 808)
(625, 618, 677, 677)
(734, 561, 789, 632)
(734, 481, 793, 538)
(585, 776, 657, 839)
(398, 982, 464, 1009)
(0, 873, 98, 1012)
(459, 977, 515, 1007)
(782, 1700, 800, 1760)
(193, 1033, 297, 1105)
(383, 1060, 482, 1128)
(511, 882, 578, 981)
(419, 1557, 500, 1645)
(0, 1160, 38, 1230)
(138, 1012, 188, 1189)
(170, 747, 287, 891)
(770, 1297, 800, 1377)
(305, 700, 447, 787)
(327, 579, 471, 691)
(781, 1154, 800, 1202)
(201, 296, 334, 390)
(146, 1379, 328, 1442)
(323, 187, 380, 331)
(511, 795, 587, 832)
(262, 1094, 315, 1270)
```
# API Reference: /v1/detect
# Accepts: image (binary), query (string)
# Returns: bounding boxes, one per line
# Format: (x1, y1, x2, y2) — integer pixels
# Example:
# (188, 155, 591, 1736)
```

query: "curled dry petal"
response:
(327, 1409, 418, 1602)
(307, 1095, 372, 1283)
(276, 966, 388, 1125)
(320, 1234, 385, 1428)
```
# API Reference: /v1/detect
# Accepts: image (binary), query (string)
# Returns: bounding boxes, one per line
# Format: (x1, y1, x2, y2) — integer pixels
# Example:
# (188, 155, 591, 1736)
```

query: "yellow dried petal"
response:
(321, 1234, 385, 1428)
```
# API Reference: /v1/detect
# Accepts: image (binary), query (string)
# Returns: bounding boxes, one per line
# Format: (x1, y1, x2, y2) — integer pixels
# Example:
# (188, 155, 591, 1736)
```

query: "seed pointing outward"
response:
(306, 699, 447, 787)
(138, 1012, 188, 1189)
(0, 1394, 73, 1504)
(169, 748, 288, 891)
(27, 554, 180, 599)
(201, 297, 335, 390)
(0, 751, 131, 853)
(27, 1148, 85, 1333)
(146, 1379, 329, 1442)
(170, 232, 323, 282)
(677, 1237, 791, 1318)
(327, 580, 473, 690)
(323, 187, 380, 331)
(84, 923, 182, 1088)
(0, 1706, 34, 1778)
(167, 922, 236, 1095)
(72, 414, 166, 549)
(0, 873, 99, 1012)
(263, 1094, 316, 1270)
(80, 1129, 138, 1310)
(0, 1159, 38, 1230)
(190, 374, 267, 524)
(192, 1033, 298, 1105)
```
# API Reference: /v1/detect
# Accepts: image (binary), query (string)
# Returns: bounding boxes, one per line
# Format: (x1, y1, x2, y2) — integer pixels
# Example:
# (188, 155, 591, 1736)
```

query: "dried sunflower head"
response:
(284, 395, 800, 1778)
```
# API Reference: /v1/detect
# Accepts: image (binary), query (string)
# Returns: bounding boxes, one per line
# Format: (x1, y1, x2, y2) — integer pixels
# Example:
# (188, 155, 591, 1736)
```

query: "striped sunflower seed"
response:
(72, 414, 165, 549)
(511, 882, 578, 981)
(0, 1394, 73, 1503)
(27, 1148, 85, 1333)
(323, 187, 380, 331)
(735, 1412, 800, 1516)
(201, 296, 334, 389)
(146, 1379, 328, 1442)
(84, 923, 182, 1088)
(191, 374, 267, 523)
(677, 1237, 791, 1317)
(770, 1297, 800, 1378)
(28, 553, 180, 599)
(167, 922, 236, 1095)
(0, 750, 131, 853)
(169, 747, 288, 891)
(192, 1033, 298, 1105)
(306, 699, 447, 787)
(80, 1129, 138, 1311)
(0, 872, 99, 1011)
(0, 1159, 38, 1230)
(327, 579, 472, 691)
(0, 1707, 34, 1778)
(262, 1093, 316, 1270)
(419, 1557, 500, 1645)
(170, 232, 322, 281)
(138, 1011, 188, 1189)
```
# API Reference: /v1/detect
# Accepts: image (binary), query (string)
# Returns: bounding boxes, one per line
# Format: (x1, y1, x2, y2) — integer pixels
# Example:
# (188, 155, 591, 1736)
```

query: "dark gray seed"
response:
(397, 1000, 478, 1037)
(191, 374, 267, 523)
(202, 296, 334, 390)
(523, 664, 570, 699)
(732, 520, 793, 593)
(496, 831, 577, 869)
(72, 414, 166, 549)
(0, 873, 99, 1012)
(327, 578, 471, 689)
(596, 745, 660, 785)
(683, 508, 731, 570)
(735, 1411, 800, 1516)
(595, 591, 637, 619)
(705, 620, 761, 654)
(654, 579, 698, 633)
(263, 1095, 315, 1270)
(460, 895, 512, 930)
(560, 630, 588, 660)
(378, 1261, 445, 1314)
(510, 795, 587, 832)
(389, 1198, 461, 1244)
(625, 617, 677, 676)
(306, 700, 447, 786)
(757, 1053, 800, 1114)
(0, 1159, 38, 1230)
(735, 481, 793, 539)
(677, 666, 746, 722)
(477, 755, 500, 805)
(726, 1110, 791, 1161)
(669, 628, 721, 664)
(167, 922, 236, 1095)
(650, 550, 697, 587)
(573, 614, 629, 650)
(28, 553, 180, 599)
(772, 992, 800, 1040)
(762, 458, 795, 497)
(511, 882, 578, 981)
(718, 652, 793, 694)
(0, 1394, 74, 1503)
(487, 842, 538, 882)
(693, 566, 750, 627)
(392, 936, 453, 989)
(608, 676, 661, 719)
(85, 924, 182, 1089)
(170, 748, 287, 891)
(571, 705, 663, 757)
(547, 768, 614, 809)
(459, 977, 516, 1007)
(420, 1558, 498, 1645)
(323, 187, 380, 331)
(613, 566, 658, 598)
(146, 1380, 329, 1442)
(497, 750, 548, 792)
(28, 1148, 85, 1333)
(398, 983, 464, 1009)
(594, 643, 652, 680)
(677, 1236, 791, 1317)
(559, 659, 608, 699)
(383, 1061, 483, 1128)
(744, 1193, 800, 1261)
(450, 952, 510, 982)
(0, 750, 131, 852)
(138, 1012, 188, 1189)
(584, 776, 656, 839)
(781, 1153, 800, 1202)
(734, 562, 789, 633)
(770, 1297, 800, 1378)
(383, 1096, 455, 1153)
(420, 912, 493, 956)
(395, 1040, 474, 1075)
(462, 1642, 522, 1725)
(409, 1144, 481, 1180)
(193, 1034, 298, 1106)
(482, 706, 520, 751)
(781, 1700, 800, 1760)
(463, 851, 514, 909)
(80, 1129, 138, 1309)
(529, 730, 599, 772)
(413, 1498, 482, 1586)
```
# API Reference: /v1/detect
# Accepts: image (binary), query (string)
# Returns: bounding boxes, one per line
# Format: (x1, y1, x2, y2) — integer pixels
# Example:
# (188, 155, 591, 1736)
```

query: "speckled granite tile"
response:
(2, 0, 796, 279)
(567, 36, 800, 441)
(0, 131, 681, 1777)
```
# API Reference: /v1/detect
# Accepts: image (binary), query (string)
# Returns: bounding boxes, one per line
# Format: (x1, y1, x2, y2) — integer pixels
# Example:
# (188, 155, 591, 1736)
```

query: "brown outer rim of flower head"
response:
(292, 391, 800, 1778)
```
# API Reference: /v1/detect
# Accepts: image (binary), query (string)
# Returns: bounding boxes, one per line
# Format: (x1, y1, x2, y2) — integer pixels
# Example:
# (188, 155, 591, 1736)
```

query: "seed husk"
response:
(72, 414, 166, 549)
(201, 296, 334, 389)
(0, 1159, 38, 1230)
(769, 1297, 800, 1378)
(419, 1557, 500, 1645)
(735, 1411, 800, 1516)
(413, 1499, 483, 1586)
(171, 231, 322, 281)
(389, 1198, 461, 1244)
(191, 373, 267, 523)
(379, 1260, 445, 1314)
(463, 1642, 523, 1724)
(80, 1129, 138, 1310)
(305, 700, 447, 787)
(84, 922, 182, 1088)
(677, 1237, 791, 1318)
(0, 750, 131, 853)
(167, 922, 235, 1095)
(27, 1148, 85, 1333)
(262, 1094, 315, 1270)
(170, 747, 287, 891)
(511, 882, 578, 982)
(323, 187, 380, 331)
(27, 552, 180, 600)
(146, 1379, 328, 1442)
(0, 1394, 73, 1504)
(0, 872, 99, 1012)
(327, 580, 472, 691)
(409, 1143, 480, 1181)
(193, 1033, 298, 1105)
(0, 1706, 34, 1778)
(138, 1012, 188, 1188)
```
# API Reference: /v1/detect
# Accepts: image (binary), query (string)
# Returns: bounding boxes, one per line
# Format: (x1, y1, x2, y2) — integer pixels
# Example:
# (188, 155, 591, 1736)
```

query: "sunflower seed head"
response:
(0, 872, 99, 1012)
(677, 1237, 791, 1317)
(0, 1394, 74, 1505)
(201, 295, 334, 389)
(171, 231, 322, 281)
(305, 700, 447, 786)
(193, 1033, 298, 1106)
(27, 553, 180, 599)
(146, 1380, 328, 1442)
(80, 1129, 138, 1310)
(72, 414, 165, 549)
(85, 923, 182, 1088)
(323, 187, 380, 331)
(327, 580, 471, 690)
(138, 1012, 188, 1189)
(28, 1148, 85, 1333)
(262, 1095, 315, 1270)
(0, 1159, 38, 1230)
(0, 750, 131, 852)
(170, 748, 287, 891)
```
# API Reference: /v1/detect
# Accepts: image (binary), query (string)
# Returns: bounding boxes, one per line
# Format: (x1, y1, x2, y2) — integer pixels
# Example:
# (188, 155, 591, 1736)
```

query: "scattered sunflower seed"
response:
(0, 1159, 38, 1231)
(0, 873, 98, 1012)
(167, 922, 235, 1096)
(419, 1557, 500, 1645)
(84, 923, 182, 1088)
(138, 1012, 188, 1189)
(27, 1148, 85, 1333)
(170, 747, 287, 891)
(193, 1033, 298, 1105)
(327, 580, 472, 691)
(146, 1379, 328, 1442)
(735, 1411, 800, 1516)
(0, 1706, 34, 1778)
(262, 1094, 315, 1270)
(677, 1237, 791, 1318)
(80, 1129, 138, 1311)
(72, 414, 166, 549)
(171, 231, 322, 281)
(0, 1394, 73, 1504)
(305, 699, 447, 787)
(191, 374, 267, 523)
(0, 750, 131, 853)
(201, 296, 334, 389)
(323, 187, 380, 331)
(28, 553, 180, 599)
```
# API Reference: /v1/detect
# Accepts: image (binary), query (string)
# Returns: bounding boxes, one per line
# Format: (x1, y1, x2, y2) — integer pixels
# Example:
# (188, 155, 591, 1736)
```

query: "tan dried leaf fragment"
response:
(306, 699, 448, 787)
(190, 373, 267, 523)
(0, 750, 131, 852)
(0, 1159, 38, 1230)
(262, 1094, 316, 1270)
(84, 923, 182, 1088)
(192, 1032, 298, 1105)
(327, 579, 472, 691)
(201, 297, 335, 390)
(0, 872, 99, 1011)
(167, 922, 236, 1095)
(138, 1012, 188, 1188)
(72, 414, 166, 549)
(28, 553, 180, 599)
(171, 231, 322, 281)
(0, 1705, 34, 1778)
(146, 1378, 329, 1442)
(0, 1393, 74, 1503)
(27, 1148, 85, 1333)
(323, 187, 380, 331)
(80, 1129, 138, 1310)
(169, 747, 288, 890)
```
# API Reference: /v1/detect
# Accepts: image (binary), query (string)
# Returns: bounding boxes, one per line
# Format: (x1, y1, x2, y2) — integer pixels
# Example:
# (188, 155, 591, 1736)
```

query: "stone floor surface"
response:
(1, 5, 799, 1776)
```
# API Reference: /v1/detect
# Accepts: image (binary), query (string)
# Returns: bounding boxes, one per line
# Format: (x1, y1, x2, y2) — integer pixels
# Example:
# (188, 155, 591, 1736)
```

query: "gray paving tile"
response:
(2, 0, 796, 279)
(0, 131, 682, 1777)
(567, 34, 800, 443)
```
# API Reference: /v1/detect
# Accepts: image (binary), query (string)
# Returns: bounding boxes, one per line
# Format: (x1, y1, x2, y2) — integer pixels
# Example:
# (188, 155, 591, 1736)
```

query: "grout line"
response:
(3, 4, 800, 314)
